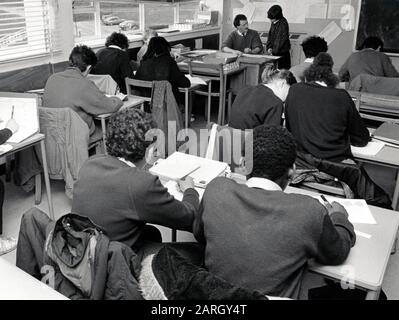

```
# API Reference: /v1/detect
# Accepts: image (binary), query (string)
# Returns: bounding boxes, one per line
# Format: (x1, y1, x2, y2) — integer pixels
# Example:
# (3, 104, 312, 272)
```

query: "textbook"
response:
(372, 122, 399, 146)
(150, 152, 229, 188)
(0, 93, 39, 144)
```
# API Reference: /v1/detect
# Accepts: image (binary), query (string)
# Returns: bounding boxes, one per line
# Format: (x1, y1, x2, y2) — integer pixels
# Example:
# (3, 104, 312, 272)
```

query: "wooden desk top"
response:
(95, 97, 145, 119)
(286, 186, 399, 291)
(1, 133, 44, 158)
(0, 258, 69, 300)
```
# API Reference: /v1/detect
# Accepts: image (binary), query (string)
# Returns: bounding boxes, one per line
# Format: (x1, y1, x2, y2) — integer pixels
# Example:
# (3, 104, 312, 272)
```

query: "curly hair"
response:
(106, 108, 157, 163)
(304, 52, 339, 88)
(105, 32, 129, 50)
(251, 125, 297, 181)
(69, 45, 97, 72)
(301, 36, 328, 58)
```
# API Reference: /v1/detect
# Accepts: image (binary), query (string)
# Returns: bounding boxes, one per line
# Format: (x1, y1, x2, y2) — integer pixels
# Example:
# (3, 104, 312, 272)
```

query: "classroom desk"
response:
(0, 257, 68, 300)
(235, 54, 280, 86)
(178, 62, 246, 125)
(286, 186, 399, 300)
(95, 97, 145, 154)
(1, 133, 54, 221)
(352, 145, 399, 211)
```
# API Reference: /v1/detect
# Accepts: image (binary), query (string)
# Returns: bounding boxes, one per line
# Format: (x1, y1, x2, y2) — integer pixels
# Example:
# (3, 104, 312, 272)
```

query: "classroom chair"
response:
(125, 77, 153, 105)
(39, 107, 102, 199)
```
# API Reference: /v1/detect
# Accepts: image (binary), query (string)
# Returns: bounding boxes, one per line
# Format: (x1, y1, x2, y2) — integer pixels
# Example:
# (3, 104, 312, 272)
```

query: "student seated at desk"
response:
(0, 119, 18, 256)
(339, 36, 399, 84)
(137, 29, 158, 65)
(134, 36, 190, 106)
(72, 108, 199, 253)
(91, 32, 134, 94)
(290, 36, 328, 83)
(193, 125, 355, 299)
(229, 64, 296, 130)
(285, 53, 391, 208)
(222, 14, 263, 56)
(43, 45, 123, 141)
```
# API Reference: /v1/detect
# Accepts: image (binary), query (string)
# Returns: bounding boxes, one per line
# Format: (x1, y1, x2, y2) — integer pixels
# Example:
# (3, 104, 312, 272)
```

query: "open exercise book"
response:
(313, 195, 376, 225)
(149, 152, 229, 188)
(0, 93, 39, 144)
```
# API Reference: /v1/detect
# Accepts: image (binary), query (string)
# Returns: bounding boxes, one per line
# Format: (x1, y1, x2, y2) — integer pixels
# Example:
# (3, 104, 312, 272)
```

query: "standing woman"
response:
(266, 5, 291, 69)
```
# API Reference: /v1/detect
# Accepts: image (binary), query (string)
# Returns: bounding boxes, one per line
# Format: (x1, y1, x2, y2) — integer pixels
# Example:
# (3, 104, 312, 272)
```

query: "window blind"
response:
(0, 0, 61, 63)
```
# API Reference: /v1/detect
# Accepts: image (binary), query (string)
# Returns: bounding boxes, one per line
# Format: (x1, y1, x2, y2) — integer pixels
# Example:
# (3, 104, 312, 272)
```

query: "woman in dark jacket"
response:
(266, 5, 291, 69)
(134, 36, 190, 105)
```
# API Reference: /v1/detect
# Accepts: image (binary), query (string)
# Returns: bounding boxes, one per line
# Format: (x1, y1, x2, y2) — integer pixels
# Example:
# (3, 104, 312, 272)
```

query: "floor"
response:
(1, 108, 399, 300)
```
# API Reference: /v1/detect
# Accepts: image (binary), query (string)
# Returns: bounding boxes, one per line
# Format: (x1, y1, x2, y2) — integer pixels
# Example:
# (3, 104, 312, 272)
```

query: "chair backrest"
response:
(87, 74, 118, 95)
(125, 77, 153, 102)
(204, 123, 253, 176)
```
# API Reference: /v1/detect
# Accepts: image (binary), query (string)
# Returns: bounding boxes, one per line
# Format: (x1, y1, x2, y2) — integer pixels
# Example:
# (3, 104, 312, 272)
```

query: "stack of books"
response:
(171, 43, 191, 55)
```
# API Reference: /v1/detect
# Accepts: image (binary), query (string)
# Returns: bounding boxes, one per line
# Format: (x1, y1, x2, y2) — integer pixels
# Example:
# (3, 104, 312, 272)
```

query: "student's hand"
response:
(234, 50, 243, 57)
(178, 176, 195, 193)
(244, 48, 252, 54)
(267, 48, 273, 55)
(6, 119, 18, 134)
(327, 202, 348, 218)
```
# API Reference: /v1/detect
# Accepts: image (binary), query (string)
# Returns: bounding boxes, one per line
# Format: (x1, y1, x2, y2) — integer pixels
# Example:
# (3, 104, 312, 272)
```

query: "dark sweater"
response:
(339, 49, 399, 83)
(134, 54, 190, 105)
(0, 129, 12, 145)
(92, 47, 134, 94)
(71, 155, 199, 249)
(229, 85, 283, 130)
(285, 83, 370, 162)
(194, 177, 355, 299)
(266, 18, 291, 55)
(222, 29, 264, 53)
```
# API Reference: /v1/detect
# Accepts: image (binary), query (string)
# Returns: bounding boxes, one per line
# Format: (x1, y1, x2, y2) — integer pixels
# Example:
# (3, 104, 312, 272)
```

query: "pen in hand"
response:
(320, 195, 333, 209)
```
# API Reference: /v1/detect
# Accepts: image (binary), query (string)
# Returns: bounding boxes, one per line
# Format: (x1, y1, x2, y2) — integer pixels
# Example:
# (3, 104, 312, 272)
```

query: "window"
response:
(0, 0, 58, 63)
(73, 0, 139, 43)
(73, 0, 201, 44)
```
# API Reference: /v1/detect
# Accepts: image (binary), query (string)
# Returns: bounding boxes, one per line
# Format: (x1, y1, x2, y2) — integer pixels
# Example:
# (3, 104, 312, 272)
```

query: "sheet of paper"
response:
(106, 93, 127, 101)
(314, 195, 377, 225)
(0, 97, 39, 144)
(319, 21, 342, 45)
(242, 53, 281, 60)
(0, 144, 12, 155)
(351, 140, 385, 157)
(164, 180, 205, 201)
(355, 230, 372, 239)
(307, 3, 328, 19)
(185, 75, 207, 86)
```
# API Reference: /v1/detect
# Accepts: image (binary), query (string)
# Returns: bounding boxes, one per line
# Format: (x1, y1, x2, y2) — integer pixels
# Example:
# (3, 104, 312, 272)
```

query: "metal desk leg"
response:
(366, 288, 381, 300)
(34, 173, 42, 205)
(40, 140, 54, 220)
(207, 81, 212, 125)
(101, 118, 107, 155)
(218, 76, 224, 125)
(185, 89, 189, 130)
(392, 170, 399, 211)
(221, 74, 228, 125)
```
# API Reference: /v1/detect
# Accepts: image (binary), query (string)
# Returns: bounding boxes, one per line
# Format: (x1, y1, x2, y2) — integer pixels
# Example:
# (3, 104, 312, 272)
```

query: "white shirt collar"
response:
(315, 81, 327, 87)
(246, 177, 282, 192)
(109, 45, 123, 51)
(304, 58, 314, 63)
(118, 157, 136, 167)
(237, 29, 247, 37)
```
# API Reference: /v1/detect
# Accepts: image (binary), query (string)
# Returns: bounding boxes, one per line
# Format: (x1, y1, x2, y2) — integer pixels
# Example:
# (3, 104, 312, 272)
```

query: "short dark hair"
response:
(69, 45, 97, 72)
(301, 36, 328, 58)
(304, 52, 339, 88)
(252, 125, 297, 181)
(267, 5, 283, 20)
(362, 36, 384, 50)
(233, 14, 248, 28)
(106, 108, 157, 163)
(105, 32, 129, 50)
(261, 64, 297, 85)
(142, 36, 171, 60)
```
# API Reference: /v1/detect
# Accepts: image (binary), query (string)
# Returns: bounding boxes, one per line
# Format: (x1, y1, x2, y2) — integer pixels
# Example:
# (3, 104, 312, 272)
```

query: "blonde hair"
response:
(143, 29, 158, 42)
